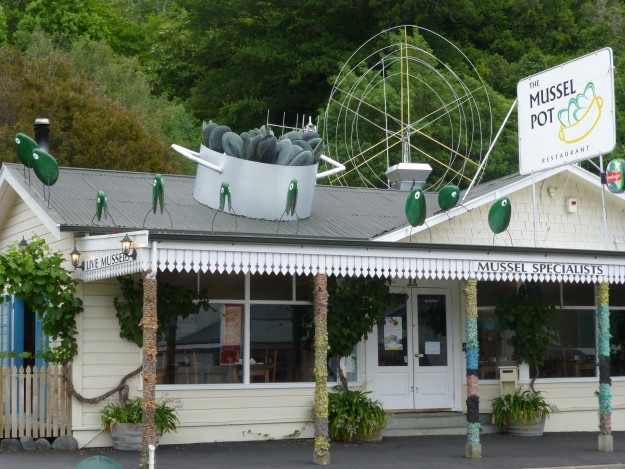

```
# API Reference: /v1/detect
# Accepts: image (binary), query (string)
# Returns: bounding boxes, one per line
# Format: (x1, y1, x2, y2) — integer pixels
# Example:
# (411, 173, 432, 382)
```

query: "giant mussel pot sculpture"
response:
(171, 122, 344, 221)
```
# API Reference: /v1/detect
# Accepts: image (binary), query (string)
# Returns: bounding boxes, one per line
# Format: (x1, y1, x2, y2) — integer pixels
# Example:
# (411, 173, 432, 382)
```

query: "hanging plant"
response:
(0, 235, 83, 364)
(113, 275, 210, 347)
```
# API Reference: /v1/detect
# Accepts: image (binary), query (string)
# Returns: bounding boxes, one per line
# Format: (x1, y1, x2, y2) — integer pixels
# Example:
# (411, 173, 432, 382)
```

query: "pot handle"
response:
(316, 154, 345, 180)
(171, 144, 223, 174)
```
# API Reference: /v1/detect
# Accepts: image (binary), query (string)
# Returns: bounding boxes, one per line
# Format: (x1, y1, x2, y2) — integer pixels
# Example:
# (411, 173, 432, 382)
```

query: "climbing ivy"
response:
(113, 275, 210, 347)
(0, 235, 83, 364)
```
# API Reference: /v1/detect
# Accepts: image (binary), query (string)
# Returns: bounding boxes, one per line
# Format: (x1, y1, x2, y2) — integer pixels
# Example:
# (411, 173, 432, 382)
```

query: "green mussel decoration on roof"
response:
(32, 148, 59, 186)
(405, 187, 426, 227)
(285, 179, 298, 216)
(488, 197, 511, 234)
(152, 174, 165, 214)
(437, 185, 460, 211)
(96, 190, 109, 222)
(14, 133, 39, 169)
(219, 182, 232, 212)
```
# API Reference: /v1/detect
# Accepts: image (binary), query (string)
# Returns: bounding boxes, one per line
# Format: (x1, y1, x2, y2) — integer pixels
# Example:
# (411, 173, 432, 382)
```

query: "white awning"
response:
(74, 232, 625, 284)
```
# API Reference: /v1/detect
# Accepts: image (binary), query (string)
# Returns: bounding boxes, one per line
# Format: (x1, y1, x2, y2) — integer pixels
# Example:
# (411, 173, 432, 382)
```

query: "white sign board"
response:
(517, 48, 615, 175)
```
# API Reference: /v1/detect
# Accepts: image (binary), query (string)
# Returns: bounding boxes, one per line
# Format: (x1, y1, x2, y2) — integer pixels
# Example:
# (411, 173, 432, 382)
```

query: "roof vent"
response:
(34, 118, 50, 152)
(385, 163, 432, 191)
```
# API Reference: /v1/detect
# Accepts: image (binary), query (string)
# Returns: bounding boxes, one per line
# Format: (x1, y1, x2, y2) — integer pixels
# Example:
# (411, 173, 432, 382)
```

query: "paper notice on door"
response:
(384, 317, 403, 350)
(425, 341, 440, 355)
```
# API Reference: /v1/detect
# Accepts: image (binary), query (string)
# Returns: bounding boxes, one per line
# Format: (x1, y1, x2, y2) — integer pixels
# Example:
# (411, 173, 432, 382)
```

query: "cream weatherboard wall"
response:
(404, 171, 625, 250)
(398, 169, 625, 432)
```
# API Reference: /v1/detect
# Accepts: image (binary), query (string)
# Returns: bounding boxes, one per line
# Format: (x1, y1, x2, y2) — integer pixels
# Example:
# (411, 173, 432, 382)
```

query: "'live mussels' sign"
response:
(473, 261, 605, 275)
(84, 252, 135, 271)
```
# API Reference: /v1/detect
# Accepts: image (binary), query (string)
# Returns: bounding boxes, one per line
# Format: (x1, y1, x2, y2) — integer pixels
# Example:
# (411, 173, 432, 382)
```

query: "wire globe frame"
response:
(321, 25, 494, 192)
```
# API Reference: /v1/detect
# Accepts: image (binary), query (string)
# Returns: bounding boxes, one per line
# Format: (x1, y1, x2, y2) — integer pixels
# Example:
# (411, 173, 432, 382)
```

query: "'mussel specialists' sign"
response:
(517, 48, 615, 175)
(473, 260, 605, 276)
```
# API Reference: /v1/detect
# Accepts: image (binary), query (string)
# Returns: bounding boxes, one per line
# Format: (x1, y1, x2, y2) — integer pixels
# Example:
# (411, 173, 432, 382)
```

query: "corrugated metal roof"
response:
(1, 163, 503, 241)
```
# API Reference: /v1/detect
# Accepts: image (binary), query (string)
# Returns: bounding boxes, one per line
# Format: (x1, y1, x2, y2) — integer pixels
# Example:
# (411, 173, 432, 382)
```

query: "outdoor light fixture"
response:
(70, 247, 84, 270)
(18, 236, 28, 251)
(120, 234, 135, 257)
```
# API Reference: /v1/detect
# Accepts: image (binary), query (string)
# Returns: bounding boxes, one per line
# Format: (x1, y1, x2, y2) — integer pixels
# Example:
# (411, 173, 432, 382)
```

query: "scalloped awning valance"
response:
(75, 234, 625, 284)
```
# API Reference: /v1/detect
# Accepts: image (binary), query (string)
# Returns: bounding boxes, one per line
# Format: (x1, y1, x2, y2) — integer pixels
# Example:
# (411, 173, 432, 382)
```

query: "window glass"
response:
(295, 275, 314, 302)
(610, 309, 625, 376)
(536, 309, 596, 378)
(477, 281, 517, 307)
(156, 303, 242, 385)
(201, 272, 244, 300)
(610, 284, 625, 307)
(540, 282, 561, 306)
(477, 309, 516, 380)
(251, 273, 292, 300)
(378, 295, 408, 367)
(562, 282, 594, 306)
(250, 304, 314, 382)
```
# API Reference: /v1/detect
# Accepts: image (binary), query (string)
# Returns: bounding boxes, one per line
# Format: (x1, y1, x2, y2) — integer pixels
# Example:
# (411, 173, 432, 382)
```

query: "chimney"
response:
(34, 118, 50, 152)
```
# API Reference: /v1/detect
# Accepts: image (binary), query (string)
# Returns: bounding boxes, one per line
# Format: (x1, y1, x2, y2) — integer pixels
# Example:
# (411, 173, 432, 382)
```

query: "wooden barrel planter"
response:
(506, 417, 546, 437)
(111, 423, 160, 451)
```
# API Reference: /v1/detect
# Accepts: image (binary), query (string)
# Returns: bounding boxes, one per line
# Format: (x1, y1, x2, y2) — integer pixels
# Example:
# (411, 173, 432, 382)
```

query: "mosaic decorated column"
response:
(312, 273, 330, 465)
(597, 281, 613, 452)
(464, 278, 481, 458)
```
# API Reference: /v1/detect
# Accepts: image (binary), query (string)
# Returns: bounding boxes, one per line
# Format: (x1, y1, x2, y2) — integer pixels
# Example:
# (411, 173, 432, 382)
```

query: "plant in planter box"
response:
(491, 387, 553, 436)
(328, 385, 387, 442)
(100, 398, 179, 450)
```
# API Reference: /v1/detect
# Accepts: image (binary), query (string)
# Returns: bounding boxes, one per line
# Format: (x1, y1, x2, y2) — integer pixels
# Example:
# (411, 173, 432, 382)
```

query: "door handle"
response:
(415, 353, 420, 358)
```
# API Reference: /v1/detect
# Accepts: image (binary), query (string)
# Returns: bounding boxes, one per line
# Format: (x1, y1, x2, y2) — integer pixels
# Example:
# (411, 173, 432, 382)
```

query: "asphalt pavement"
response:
(2, 432, 625, 469)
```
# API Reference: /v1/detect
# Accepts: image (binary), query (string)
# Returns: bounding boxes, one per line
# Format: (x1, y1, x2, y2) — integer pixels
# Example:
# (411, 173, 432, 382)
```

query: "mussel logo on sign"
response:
(517, 48, 615, 175)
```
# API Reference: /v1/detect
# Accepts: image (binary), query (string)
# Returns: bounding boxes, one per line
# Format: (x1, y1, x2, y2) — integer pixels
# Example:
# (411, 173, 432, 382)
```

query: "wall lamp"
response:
(18, 236, 29, 252)
(70, 247, 84, 270)
(120, 234, 137, 259)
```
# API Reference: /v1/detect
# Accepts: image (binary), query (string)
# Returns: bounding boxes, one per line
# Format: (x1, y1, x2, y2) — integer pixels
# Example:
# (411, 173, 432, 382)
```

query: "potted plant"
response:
(491, 387, 553, 437)
(494, 281, 558, 391)
(100, 398, 179, 450)
(492, 281, 558, 436)
(328, 385, 388, 442)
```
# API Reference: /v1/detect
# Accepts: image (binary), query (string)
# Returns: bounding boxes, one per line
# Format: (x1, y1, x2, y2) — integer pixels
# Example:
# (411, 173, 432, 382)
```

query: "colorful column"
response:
(464, 278, 481, 458)
(597, 281, 613, 452)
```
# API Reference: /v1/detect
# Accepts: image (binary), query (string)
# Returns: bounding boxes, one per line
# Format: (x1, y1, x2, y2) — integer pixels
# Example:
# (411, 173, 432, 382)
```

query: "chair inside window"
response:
(264, 350, 277, 382)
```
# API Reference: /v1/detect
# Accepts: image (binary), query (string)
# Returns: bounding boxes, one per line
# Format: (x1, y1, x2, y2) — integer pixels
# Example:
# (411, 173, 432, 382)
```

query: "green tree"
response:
(327, 276, 392, 387)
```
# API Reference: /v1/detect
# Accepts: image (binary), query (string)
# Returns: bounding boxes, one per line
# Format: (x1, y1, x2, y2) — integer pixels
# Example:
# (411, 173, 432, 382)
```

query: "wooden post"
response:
(141, 275, 158, 468)
(312, 273, 330, 465)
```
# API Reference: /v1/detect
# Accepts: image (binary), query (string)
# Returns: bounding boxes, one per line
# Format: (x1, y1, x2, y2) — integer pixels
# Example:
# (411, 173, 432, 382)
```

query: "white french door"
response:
(368, 288, 454, 410)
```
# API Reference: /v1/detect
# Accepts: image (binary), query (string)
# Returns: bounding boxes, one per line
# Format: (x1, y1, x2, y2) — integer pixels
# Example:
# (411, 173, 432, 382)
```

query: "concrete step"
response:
(384, 411, 499, 437)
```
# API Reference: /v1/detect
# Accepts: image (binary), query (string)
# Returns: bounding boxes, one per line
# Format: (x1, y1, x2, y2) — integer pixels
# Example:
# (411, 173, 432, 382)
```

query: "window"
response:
(155, 272, 329, 385)
(610, 284, 625, 376)
(477, 281, 598, 380)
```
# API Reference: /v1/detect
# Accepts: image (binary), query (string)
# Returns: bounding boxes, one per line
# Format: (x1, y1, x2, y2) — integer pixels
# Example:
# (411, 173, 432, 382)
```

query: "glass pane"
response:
(295, 274, 314, 302)
(541, 282, 561, 306)
(250, 304, 314, 382)
(251, 273, 292, 300)
(563, 282, 594, 306)
(537, 309, 596, 378)
(477, 309, 517, 379)
(377, 294, 408, 366)
(417, 295, 447, 367)
(156, 303, 243, 385)
(610, 310, 625, 376)
(610, 284, 625, 307)
(477, 281, 517, 307)
(201, 272, 244, 300)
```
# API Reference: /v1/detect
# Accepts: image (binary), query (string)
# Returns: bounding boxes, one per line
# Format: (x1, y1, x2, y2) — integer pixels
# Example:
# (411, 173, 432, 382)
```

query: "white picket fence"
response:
(0, 365, 71, 439)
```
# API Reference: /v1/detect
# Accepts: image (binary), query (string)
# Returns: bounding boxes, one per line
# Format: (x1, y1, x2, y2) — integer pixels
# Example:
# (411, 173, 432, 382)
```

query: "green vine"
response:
(113, 275, 210, 347)
(0, 235, 83, 364)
